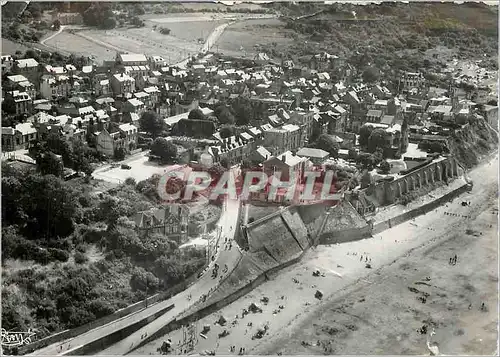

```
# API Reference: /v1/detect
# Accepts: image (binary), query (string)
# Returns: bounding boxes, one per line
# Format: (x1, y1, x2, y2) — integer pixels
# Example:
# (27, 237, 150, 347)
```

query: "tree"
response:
(114, 147, 126, 161)
(139, 111, 164, 139)
(362, 66, 381, 83)
(53, 19, 61, 31)
(380, 160, 391, 174)
(130, 267, 159, 292)
(188, 108, 206, 120)
(159, 27, 171, 35)
(368, 128, 389, 153)
(360, 170, 373, 189)
(150, 138, 177, 163)
(315, 134, 340, 157)
(358, 125, 374, 147)
(220, 125, 235, 139)
(2, 96, 16, 115)
(38, 152, 64, 177)
(214, 105, 235, 125)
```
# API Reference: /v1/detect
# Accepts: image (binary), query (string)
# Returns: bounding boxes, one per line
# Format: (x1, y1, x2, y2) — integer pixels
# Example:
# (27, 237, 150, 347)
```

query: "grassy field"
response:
(42, 15, 225, 65)
(215, 18, 294, 58)
(44, 31, 117, 63)
(1, 38, 31, 55)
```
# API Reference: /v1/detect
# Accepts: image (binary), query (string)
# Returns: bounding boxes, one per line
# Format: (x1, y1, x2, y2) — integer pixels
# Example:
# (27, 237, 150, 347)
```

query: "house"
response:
(6, 75, 36, 98)
(116, 53, 148, 67)
(149, 55, 167, 70)
(296, 147, 329, 165)
(95, 123, 138, 157)
(209, 135, 253, 165)
(263, 124, 302, 155)
(401, 71, 425, 89)
(2, 123, 37, 151)
(13, 58, 39, 82)
(366, 109, 383, 123)
(40, 75, 72, 99)
(483, 105, 498, 129)
(95, 79, 110, 96)
(380, 115, 395, 126)
(143, 86, 161, 107)
(111, 73, 136, 96)
(262, 151, 309, 182)
(123, 98, 146, 116)
(134, 204, 189, 240)
(1, 55, 14, 72)
(5, 90, 32, 115)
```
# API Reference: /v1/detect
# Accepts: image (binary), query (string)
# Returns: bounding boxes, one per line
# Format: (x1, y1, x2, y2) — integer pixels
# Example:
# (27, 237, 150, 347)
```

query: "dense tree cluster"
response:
(1, 164, 206, 340)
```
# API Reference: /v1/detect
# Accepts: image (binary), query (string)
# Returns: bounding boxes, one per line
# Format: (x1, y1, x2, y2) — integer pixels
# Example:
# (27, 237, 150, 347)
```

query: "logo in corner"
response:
(1, 328, 37, 348)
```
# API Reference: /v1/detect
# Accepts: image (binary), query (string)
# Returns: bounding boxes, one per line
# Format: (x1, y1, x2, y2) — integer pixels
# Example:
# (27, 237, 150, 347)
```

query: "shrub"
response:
(48, 248, 70, 262)
(74, 251, 88, 264)
(130, 267, 159, 292)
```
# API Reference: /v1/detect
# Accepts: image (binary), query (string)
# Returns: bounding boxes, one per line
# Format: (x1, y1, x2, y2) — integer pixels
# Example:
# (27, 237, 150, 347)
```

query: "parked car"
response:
(121, 164, 131, 170)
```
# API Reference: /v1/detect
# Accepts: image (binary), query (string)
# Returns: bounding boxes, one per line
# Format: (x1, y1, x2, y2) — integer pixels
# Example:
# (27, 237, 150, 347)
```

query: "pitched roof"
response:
(296, 147, 329, 159)
(119, 53, 147, 63)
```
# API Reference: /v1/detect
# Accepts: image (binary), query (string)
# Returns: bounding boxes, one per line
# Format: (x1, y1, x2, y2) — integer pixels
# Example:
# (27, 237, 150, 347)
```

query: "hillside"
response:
(447, 117, 499, 170)
(260, 2, 497, 72)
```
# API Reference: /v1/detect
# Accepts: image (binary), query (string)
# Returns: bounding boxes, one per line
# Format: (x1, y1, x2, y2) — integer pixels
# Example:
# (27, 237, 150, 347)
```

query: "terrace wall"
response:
(366, 156, 460, 206)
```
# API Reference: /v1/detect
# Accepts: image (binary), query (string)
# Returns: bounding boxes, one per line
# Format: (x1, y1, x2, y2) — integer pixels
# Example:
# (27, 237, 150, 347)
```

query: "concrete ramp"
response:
(320, 201, 372, 244)
(295, 202, 329, 239)
(280, 208, 310, 250)
(247, 214, 303, 264)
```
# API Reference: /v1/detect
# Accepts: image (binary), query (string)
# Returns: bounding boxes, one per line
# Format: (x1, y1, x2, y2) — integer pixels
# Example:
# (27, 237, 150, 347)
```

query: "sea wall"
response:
(372, 181, 469, 235)
(62, 304, 175, 356)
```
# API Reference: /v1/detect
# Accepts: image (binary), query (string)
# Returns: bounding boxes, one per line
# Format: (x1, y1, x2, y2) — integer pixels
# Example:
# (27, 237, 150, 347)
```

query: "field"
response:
(216, 18, 294, 58)
(44, 31, 117, 63)
(42, 14, 229, 66)
(1, 38, 31, 55)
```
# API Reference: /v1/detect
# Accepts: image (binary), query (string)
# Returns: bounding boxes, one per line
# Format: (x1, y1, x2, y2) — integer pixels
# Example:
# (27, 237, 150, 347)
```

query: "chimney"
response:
(281, 155, 286, 163)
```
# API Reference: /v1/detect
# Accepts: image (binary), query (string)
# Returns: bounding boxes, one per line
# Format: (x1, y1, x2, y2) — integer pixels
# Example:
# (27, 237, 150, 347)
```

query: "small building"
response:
(262, 151, 309, 182)
(132, 204, 189, 242)
(296, 147, 329, 165)
(2, 123, 37, 152)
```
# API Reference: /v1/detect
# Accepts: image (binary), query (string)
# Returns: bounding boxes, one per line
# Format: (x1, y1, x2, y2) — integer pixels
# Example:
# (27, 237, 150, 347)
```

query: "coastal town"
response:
(1, 1, 498, 356)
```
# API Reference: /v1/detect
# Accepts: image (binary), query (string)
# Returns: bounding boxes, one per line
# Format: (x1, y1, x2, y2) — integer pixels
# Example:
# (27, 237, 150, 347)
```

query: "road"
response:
(31, 179, 241, 356)
(98, 197, 242, 355)
(175, 22, 232, 68)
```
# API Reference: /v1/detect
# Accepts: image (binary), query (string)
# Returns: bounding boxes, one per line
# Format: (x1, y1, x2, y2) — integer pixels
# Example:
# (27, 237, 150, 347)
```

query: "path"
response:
(40, 25, 66, 46)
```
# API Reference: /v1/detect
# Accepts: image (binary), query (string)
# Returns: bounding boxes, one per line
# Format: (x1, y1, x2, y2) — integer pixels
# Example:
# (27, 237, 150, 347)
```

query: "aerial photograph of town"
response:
(0, 0, 498, 356)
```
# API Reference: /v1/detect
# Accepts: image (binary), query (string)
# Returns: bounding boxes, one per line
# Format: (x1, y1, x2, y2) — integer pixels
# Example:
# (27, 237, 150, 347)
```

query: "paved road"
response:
(32, 187, 241, 356)
(175, 22, 232, 68)
(98, 196, 242, 355)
